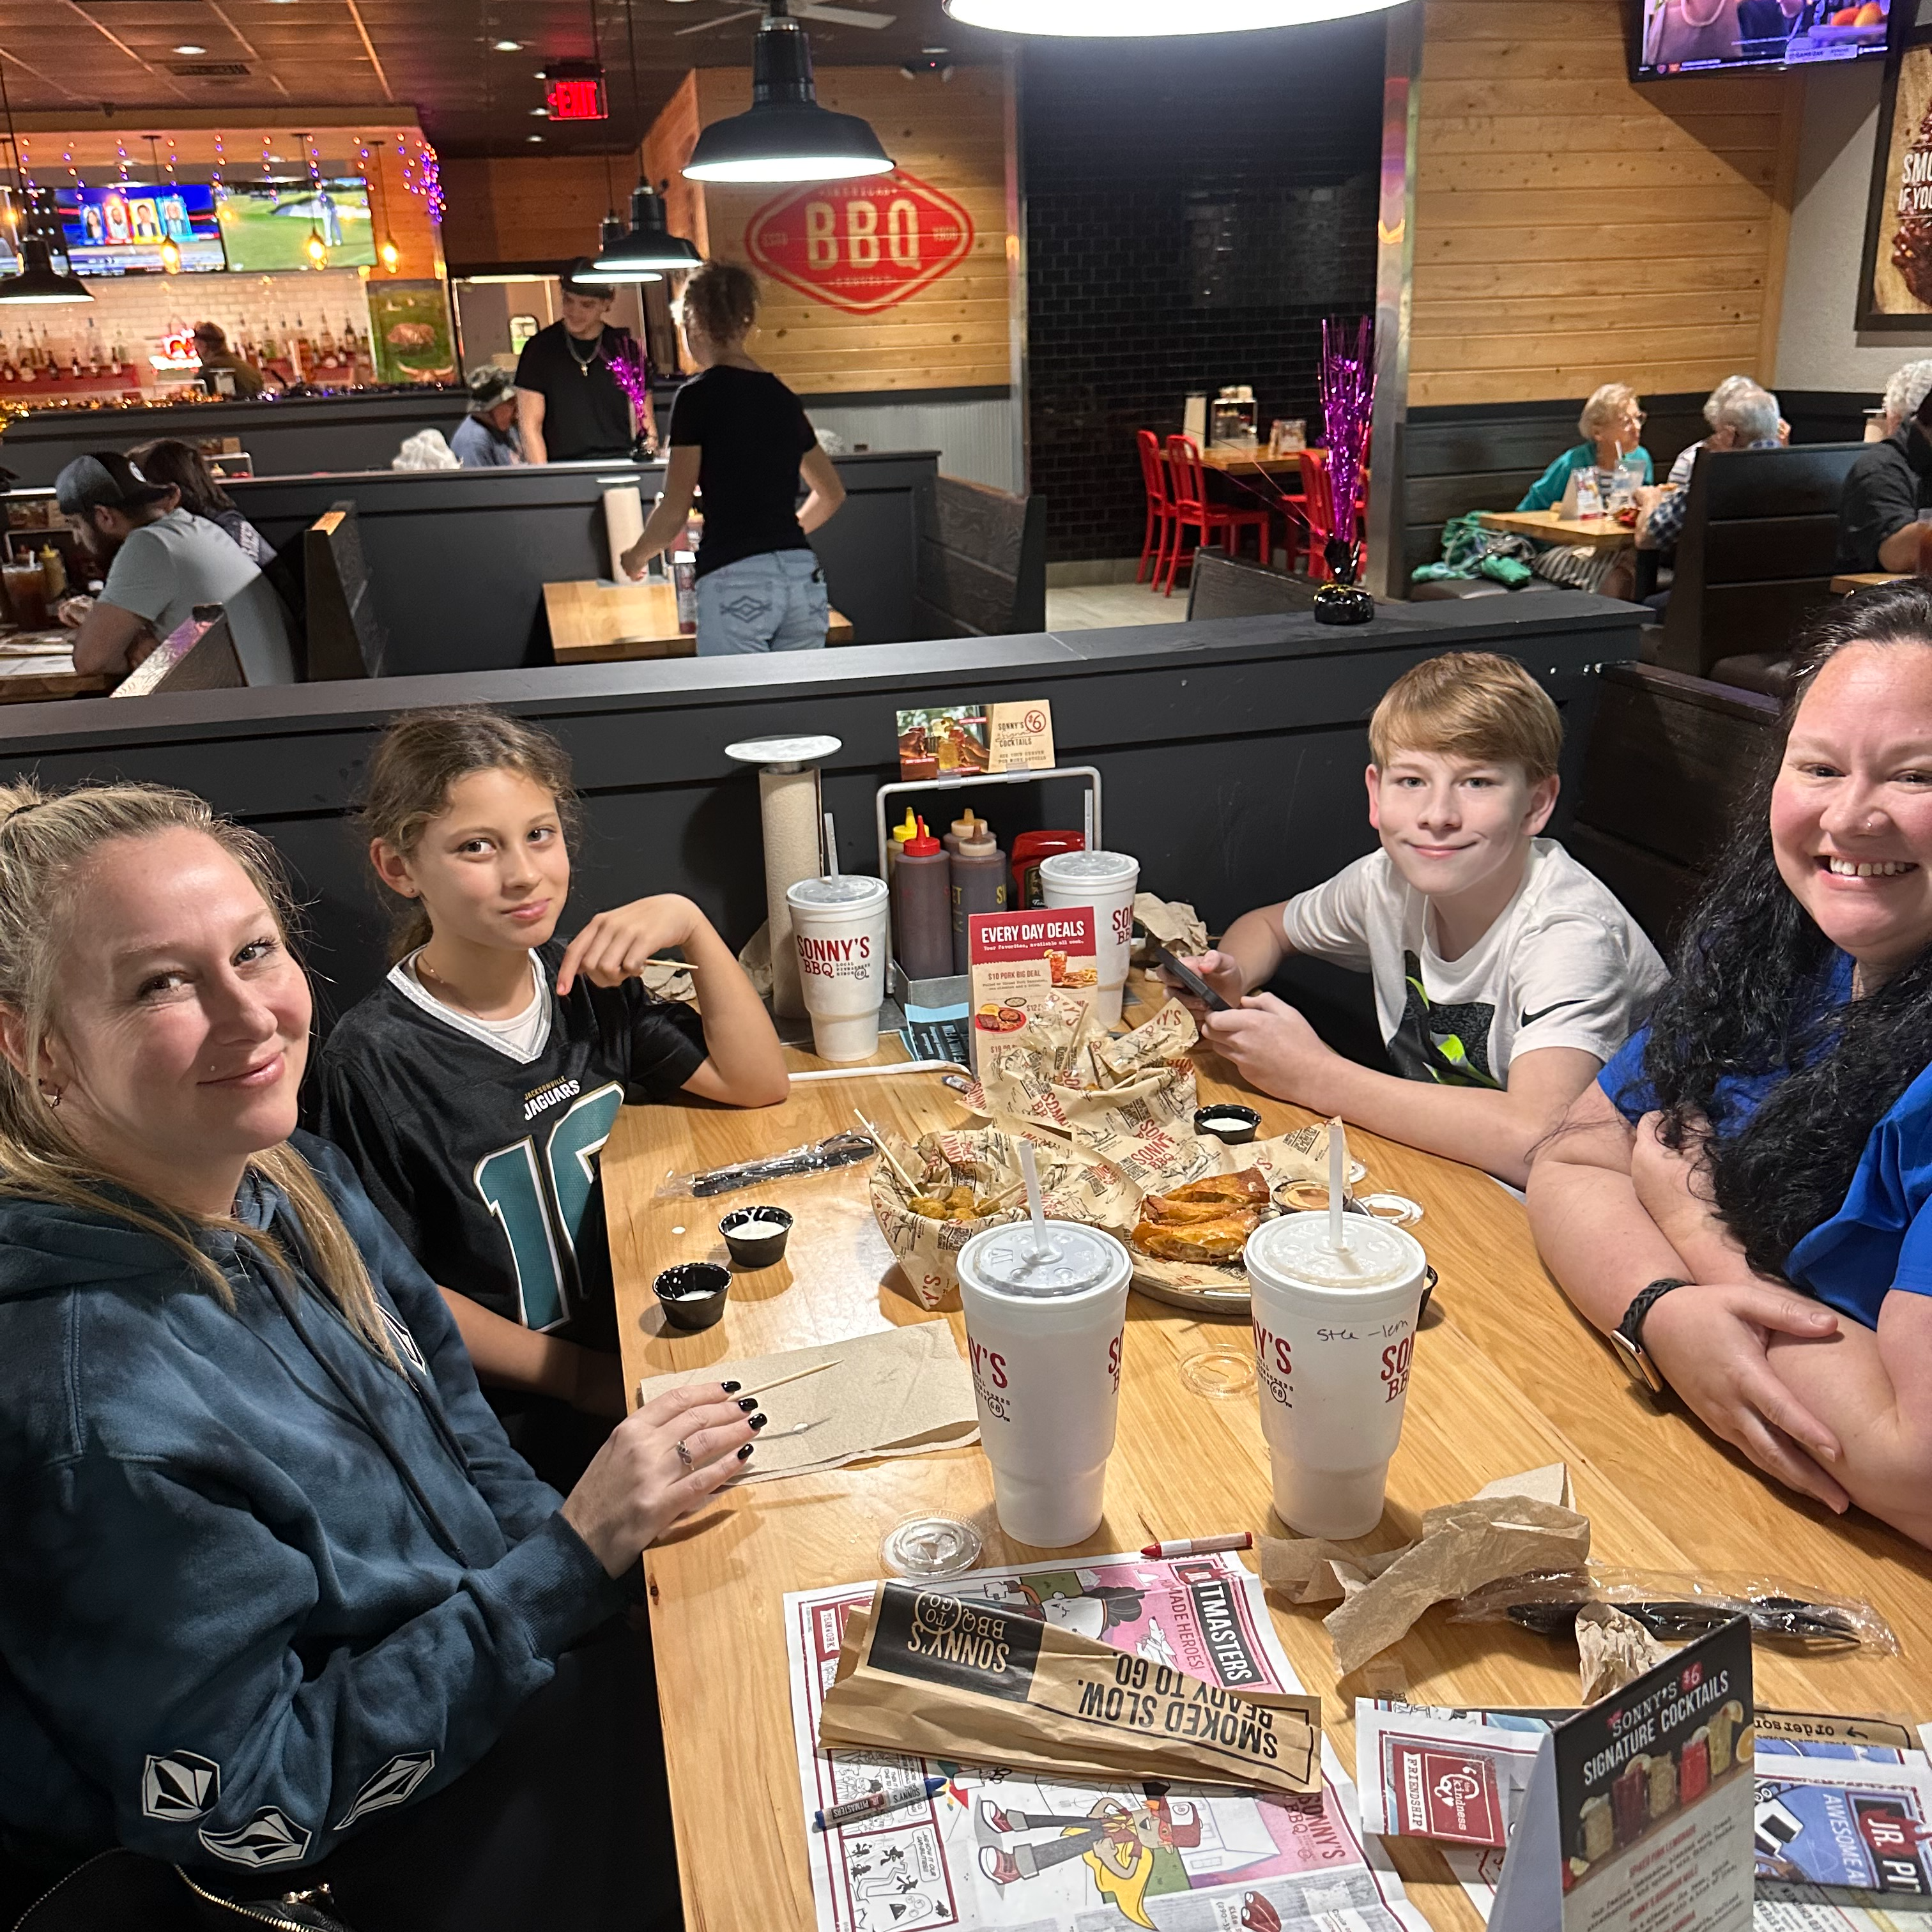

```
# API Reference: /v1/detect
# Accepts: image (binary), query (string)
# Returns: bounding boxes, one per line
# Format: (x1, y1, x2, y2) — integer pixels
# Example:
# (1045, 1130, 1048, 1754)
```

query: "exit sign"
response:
(544, 62, 607, 121)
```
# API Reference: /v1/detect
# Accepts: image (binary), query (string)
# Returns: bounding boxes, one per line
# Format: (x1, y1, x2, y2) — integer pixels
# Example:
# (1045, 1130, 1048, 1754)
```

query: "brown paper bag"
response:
(819, 1582, 1322, 1794)
(868, 1121, 1138, 1310)
(1131, 893, 1209, 962)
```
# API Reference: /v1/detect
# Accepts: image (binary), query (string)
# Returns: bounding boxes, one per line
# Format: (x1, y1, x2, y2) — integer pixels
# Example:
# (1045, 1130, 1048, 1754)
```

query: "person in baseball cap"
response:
(53, 448, 295, 684)
(450, 367, 525, 468)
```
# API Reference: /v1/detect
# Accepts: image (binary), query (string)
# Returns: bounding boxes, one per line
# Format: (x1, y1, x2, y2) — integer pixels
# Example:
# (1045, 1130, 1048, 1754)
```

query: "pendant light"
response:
(146, 135, 182, 272)
(683, 0, 893, 185)
(942, 0, 1404, 34)
(592, 0, 701, 278)
(0, 57, 89, 303)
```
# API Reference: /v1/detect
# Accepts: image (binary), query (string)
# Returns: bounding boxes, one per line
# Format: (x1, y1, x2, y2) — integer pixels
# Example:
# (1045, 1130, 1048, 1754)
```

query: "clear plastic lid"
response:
(969, 1221, 1120, 1296)
(881, 1513, 983, 1580)
(1248, 1212, 1420, 1290)
(787, 873, 889, 909)
(1039, 848, 1139, 887)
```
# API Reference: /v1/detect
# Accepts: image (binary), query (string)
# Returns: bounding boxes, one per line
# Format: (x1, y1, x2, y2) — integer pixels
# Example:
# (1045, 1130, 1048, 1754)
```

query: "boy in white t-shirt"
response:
(1177, 651, 1668, 1186)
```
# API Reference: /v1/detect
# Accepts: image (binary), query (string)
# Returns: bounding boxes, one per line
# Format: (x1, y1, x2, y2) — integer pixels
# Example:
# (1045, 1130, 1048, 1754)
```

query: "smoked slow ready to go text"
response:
(818, 1581, 1321, 1793)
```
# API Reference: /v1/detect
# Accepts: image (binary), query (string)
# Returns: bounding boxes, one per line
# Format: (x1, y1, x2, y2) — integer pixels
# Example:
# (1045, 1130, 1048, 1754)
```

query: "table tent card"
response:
(1487, 1615, 1753, 1932)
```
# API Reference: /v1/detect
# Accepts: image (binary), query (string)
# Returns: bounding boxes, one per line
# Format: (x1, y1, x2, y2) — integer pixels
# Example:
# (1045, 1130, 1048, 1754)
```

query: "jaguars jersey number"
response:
(472, 1083, 624, 1330)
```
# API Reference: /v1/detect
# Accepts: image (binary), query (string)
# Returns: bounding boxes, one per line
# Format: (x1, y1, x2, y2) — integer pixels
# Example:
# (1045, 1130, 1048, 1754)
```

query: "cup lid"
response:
(969, 1220, 1120, 1296)
(1039, 849, 1138, 885)
(1248, 1211, 1420, 1291)
(787, 873, 889, 908)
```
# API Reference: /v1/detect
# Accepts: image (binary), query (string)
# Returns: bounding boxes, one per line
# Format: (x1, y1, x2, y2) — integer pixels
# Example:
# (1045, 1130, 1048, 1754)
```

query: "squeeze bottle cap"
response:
(949, 810, 985, 841)
(893, 808, 919, 845)
(957, 829, 999, 857)
(905, 816, 942, 856)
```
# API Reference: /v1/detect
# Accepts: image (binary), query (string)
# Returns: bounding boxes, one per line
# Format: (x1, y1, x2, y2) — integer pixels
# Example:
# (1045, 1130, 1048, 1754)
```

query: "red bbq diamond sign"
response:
(742, 169, 975, 315)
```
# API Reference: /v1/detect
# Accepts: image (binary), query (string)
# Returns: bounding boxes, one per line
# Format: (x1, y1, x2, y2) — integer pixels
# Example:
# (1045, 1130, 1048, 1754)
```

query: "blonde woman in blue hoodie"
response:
(0, 781, 751, 1930)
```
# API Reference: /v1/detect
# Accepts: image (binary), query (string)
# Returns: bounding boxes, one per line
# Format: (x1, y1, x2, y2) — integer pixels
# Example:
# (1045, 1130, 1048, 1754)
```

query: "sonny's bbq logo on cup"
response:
(1250, 1317, 1293, 1408)
(871, 1584, 1044, 1704)
(796, 931, 875, 979)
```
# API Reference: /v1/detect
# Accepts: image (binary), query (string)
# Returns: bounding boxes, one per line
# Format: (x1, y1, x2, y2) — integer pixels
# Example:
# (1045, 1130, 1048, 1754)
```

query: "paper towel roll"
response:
(759, 764, 822, 1019)
(602, 486, 645, 577)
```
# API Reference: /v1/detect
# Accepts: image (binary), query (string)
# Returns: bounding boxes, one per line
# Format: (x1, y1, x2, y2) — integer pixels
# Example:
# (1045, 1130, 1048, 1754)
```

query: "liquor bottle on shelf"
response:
(318, 314, 338, 367)
(293, 314, 313, 376)
(86, 321, 102, 375)
(0, 333, 13, 384)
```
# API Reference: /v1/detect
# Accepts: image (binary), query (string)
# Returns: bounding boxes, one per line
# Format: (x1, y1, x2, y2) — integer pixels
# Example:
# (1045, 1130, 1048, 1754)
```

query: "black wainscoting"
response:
(1402, 388, 1876, 583)
(0, 592, 1638, 1055)
(218, 450, 934, 673)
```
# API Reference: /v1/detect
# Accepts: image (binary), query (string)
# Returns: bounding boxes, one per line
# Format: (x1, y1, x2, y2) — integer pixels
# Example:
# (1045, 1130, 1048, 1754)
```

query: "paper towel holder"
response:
(724, 735, 842, 775)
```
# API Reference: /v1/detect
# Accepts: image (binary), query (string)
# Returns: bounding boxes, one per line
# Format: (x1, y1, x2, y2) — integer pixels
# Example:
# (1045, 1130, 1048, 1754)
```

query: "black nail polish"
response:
(749, 1413, 769, 1431)
(737, 1396, 759, 1411)
(737, 1443, 755, 1460)
(720, 1380, 742, 1393)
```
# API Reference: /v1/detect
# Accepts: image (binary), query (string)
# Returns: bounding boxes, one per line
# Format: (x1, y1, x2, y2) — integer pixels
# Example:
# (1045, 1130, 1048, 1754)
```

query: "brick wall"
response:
(1022, 19, 1384, 563)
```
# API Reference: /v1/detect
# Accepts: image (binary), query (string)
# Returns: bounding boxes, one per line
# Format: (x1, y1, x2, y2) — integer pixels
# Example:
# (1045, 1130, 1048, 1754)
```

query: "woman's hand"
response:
(560, 1382, 758, 1575)
(1641, 1284, 1850, 1510)
(555, 893, 706, 995)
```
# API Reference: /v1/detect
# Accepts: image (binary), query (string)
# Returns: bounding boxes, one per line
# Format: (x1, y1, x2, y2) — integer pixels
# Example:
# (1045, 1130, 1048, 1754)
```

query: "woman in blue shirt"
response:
(1516, 382, 1653, 512)
(1529, 581, 1932, 1551)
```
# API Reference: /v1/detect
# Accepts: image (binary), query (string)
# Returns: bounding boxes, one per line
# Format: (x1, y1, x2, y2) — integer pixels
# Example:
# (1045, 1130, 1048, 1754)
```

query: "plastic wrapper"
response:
(1450, 1565, 1898, 1655)
(656, 1130, 876, 1199)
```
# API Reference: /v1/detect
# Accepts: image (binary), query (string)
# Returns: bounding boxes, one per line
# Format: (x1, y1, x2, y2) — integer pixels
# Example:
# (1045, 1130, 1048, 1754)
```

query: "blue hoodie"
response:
(0, 1131, 624, 1876)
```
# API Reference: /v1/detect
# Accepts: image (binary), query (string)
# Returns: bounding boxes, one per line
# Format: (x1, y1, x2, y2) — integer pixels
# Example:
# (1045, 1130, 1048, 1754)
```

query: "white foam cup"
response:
(956, 1220, 1131, 1547)
(786, 874, 890, 1062)
(1245, 1211, 1428, 1538)
(1038, 849, 1140, 1028)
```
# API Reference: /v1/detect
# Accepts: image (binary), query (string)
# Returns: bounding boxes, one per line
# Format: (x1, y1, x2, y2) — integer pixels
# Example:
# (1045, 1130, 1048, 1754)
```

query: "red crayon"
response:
(1142, 1532, 1254, 1559)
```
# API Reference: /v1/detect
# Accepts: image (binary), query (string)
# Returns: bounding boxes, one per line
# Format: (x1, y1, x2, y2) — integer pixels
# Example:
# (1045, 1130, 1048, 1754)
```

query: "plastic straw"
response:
(823, 810, 838, 879)
(1328, 1116, 1347, 1251)
(1019, 1140, 1046, 1257)
(1083, 787, 1095, 852)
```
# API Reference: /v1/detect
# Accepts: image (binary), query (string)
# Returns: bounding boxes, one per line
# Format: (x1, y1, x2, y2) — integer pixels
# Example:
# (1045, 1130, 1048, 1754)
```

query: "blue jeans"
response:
(694, 550, 829, 656)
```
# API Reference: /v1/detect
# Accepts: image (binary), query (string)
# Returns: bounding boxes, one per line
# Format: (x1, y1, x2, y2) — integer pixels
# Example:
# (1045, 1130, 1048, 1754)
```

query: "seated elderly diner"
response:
(0, 781, 746, 1928)
(53, 450, 295, 687)
(1515, 381, 1652, 512)
(1838, 360, 1932, 576)
(1634, 378, 1782, 558)
(1529, 583, 1932, 1551)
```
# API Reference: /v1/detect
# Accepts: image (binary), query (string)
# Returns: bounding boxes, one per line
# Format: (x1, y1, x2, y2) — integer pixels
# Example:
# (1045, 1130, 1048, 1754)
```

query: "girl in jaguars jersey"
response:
(311, 707, 787, 1485)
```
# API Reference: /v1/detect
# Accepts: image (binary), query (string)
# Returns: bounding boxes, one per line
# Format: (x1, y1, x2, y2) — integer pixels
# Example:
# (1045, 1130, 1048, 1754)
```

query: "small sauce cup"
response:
(1193, 1103, 1262, 1146)
(719, 1205, 793, 1269)
(654, 1261, 732, 1332)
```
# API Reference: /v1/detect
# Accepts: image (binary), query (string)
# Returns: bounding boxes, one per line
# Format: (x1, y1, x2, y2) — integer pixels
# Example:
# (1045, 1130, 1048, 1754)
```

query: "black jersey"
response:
(309, 940, 707, 1346)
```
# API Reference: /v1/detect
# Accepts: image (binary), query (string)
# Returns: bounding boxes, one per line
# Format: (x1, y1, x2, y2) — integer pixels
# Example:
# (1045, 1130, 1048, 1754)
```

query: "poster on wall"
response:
(365, 280, 457, 385)
(1860, 14, 1932, 328)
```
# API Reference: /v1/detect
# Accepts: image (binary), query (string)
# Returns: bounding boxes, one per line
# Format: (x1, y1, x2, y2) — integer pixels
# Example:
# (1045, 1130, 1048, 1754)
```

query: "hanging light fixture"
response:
(683, 0, 893, 185)
(592, 0, 702, 279)
(0, 57, 89, 302)
(145, 135, 182, 272)
(367, 139, 402, 272)
(942, 0, 1402, 34)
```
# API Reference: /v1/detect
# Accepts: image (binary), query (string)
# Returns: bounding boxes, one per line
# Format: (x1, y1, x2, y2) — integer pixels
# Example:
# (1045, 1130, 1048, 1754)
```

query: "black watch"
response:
(1611, 1277, 1690, 1397)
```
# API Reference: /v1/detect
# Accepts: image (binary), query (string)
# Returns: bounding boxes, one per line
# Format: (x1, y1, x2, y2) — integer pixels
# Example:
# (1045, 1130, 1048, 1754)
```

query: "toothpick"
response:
(693, 1356, 845, 1406)
(854, 1108, 921, 1193)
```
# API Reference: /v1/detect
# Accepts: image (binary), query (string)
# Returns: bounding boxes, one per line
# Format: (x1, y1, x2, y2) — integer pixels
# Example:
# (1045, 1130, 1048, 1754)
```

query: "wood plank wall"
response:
(644, 65, 1013, 396)
(1409, 0, 1804, 407)
(439, 156, 620, 270)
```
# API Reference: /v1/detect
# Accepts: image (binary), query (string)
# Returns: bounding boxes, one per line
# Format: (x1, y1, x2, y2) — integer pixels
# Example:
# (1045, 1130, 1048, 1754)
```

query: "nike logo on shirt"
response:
(1519, 997, 1584, 1028)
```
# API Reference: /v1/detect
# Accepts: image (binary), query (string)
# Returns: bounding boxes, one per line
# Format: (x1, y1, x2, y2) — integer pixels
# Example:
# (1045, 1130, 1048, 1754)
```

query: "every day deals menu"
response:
(1490, 1616, 1753, 1932)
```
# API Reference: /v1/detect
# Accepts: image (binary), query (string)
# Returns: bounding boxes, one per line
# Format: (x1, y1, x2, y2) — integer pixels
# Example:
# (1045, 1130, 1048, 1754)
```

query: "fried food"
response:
(907, 1183, 999, 1223)
(1132, 1212, 1259, 1262)
(1140, 1169, 1269, 1222)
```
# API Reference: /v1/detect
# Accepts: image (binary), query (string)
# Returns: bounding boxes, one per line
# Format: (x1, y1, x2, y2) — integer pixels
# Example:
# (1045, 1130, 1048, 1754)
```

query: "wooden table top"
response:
(1194, 445, 1321, 477)
(1476, 508, 1636, 552)
(1832, 571, 1906, 594)
(544, 578, 854, 665)
(605, 970, 1931, 1932)
(0, 629, 111, 704)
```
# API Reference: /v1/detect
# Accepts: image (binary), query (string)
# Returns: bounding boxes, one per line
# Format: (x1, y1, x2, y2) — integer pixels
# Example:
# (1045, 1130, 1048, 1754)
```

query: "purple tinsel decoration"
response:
(609, 334, 652, 417)
(1319, 316, 1375, 579)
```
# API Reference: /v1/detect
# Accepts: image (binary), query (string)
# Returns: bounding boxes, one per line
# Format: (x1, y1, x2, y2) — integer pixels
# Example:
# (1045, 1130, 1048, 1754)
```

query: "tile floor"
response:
(1043, 579, 1192, 631)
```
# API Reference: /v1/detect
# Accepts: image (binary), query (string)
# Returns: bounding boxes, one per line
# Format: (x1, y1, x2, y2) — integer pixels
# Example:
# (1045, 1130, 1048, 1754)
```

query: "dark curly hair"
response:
(1638, 578, 1932, 1278)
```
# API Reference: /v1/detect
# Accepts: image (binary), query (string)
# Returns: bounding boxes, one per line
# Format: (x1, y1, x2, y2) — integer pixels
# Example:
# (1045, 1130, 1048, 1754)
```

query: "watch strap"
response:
(1617, 1276, 1690, 1349)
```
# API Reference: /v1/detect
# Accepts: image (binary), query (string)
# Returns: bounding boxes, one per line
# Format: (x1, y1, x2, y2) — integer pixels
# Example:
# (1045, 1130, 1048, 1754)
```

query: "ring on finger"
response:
(674, 1438, 694, 1469)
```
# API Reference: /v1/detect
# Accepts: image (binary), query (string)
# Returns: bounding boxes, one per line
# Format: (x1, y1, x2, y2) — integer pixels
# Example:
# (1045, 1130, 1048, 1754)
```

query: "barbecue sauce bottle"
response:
(950, 824, 1009, 974)
(893, 818, 954, 983)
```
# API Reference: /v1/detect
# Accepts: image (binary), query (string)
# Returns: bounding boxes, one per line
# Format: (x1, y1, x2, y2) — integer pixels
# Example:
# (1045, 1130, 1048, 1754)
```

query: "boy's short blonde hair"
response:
(1367, 652, 1563, 783)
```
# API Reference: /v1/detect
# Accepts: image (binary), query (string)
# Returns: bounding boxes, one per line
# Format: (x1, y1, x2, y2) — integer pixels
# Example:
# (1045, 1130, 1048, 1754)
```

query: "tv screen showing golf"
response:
(216, 178, 376, 272)
(57, 185, 226, 275)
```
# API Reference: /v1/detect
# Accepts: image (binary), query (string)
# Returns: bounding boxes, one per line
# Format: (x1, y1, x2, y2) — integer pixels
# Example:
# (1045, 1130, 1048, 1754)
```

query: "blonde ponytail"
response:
(0, 781, 397, 1365)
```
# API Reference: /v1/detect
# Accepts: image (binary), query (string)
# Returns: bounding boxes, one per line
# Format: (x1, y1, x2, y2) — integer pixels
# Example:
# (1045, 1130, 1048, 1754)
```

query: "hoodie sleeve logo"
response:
(142, 1750, 220, 1821)
(198, 1805, 311, 1868)
(378, 1304, 427, 1374)
(332, 1750, 436, 1830)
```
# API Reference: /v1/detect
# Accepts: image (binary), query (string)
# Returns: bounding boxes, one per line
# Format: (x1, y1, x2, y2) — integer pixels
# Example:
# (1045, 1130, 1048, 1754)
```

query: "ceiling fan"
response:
(675, 1, 894, 31)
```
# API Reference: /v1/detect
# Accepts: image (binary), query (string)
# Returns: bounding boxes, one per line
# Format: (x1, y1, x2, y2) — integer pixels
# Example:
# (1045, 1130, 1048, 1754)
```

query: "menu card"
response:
(986, 698, 1055, 772)
(967, 907, 1096, 1064)
(1489, 1615, 1752, 1932)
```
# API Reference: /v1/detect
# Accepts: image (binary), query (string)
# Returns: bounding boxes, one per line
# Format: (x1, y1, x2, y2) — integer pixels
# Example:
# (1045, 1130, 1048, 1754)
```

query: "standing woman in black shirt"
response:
(514, 259, 657, 464)
(621, 263, 845, 654)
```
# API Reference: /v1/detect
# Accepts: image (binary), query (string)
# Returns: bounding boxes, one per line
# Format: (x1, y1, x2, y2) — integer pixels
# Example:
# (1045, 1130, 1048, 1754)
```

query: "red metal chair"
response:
(1161, 434, 1273, 595)
(1297, 447, 1368, 583)
(1135, 429, 1175, 585)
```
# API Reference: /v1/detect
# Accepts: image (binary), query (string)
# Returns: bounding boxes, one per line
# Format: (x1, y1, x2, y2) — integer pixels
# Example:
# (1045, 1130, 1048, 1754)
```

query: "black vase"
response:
(1313, 535, 1374, 626)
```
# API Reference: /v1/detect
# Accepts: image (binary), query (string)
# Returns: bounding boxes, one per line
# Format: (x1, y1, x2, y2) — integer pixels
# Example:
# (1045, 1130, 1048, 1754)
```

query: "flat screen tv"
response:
(1634, 0, 1892, 79)
(56, 184, 226, 275)
(216, 178, 376, 273)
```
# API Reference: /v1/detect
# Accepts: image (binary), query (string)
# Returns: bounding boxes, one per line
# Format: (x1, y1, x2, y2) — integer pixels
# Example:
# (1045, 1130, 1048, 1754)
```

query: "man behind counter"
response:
(514, 262, 657, 464)
(191, 322, 267, 400)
